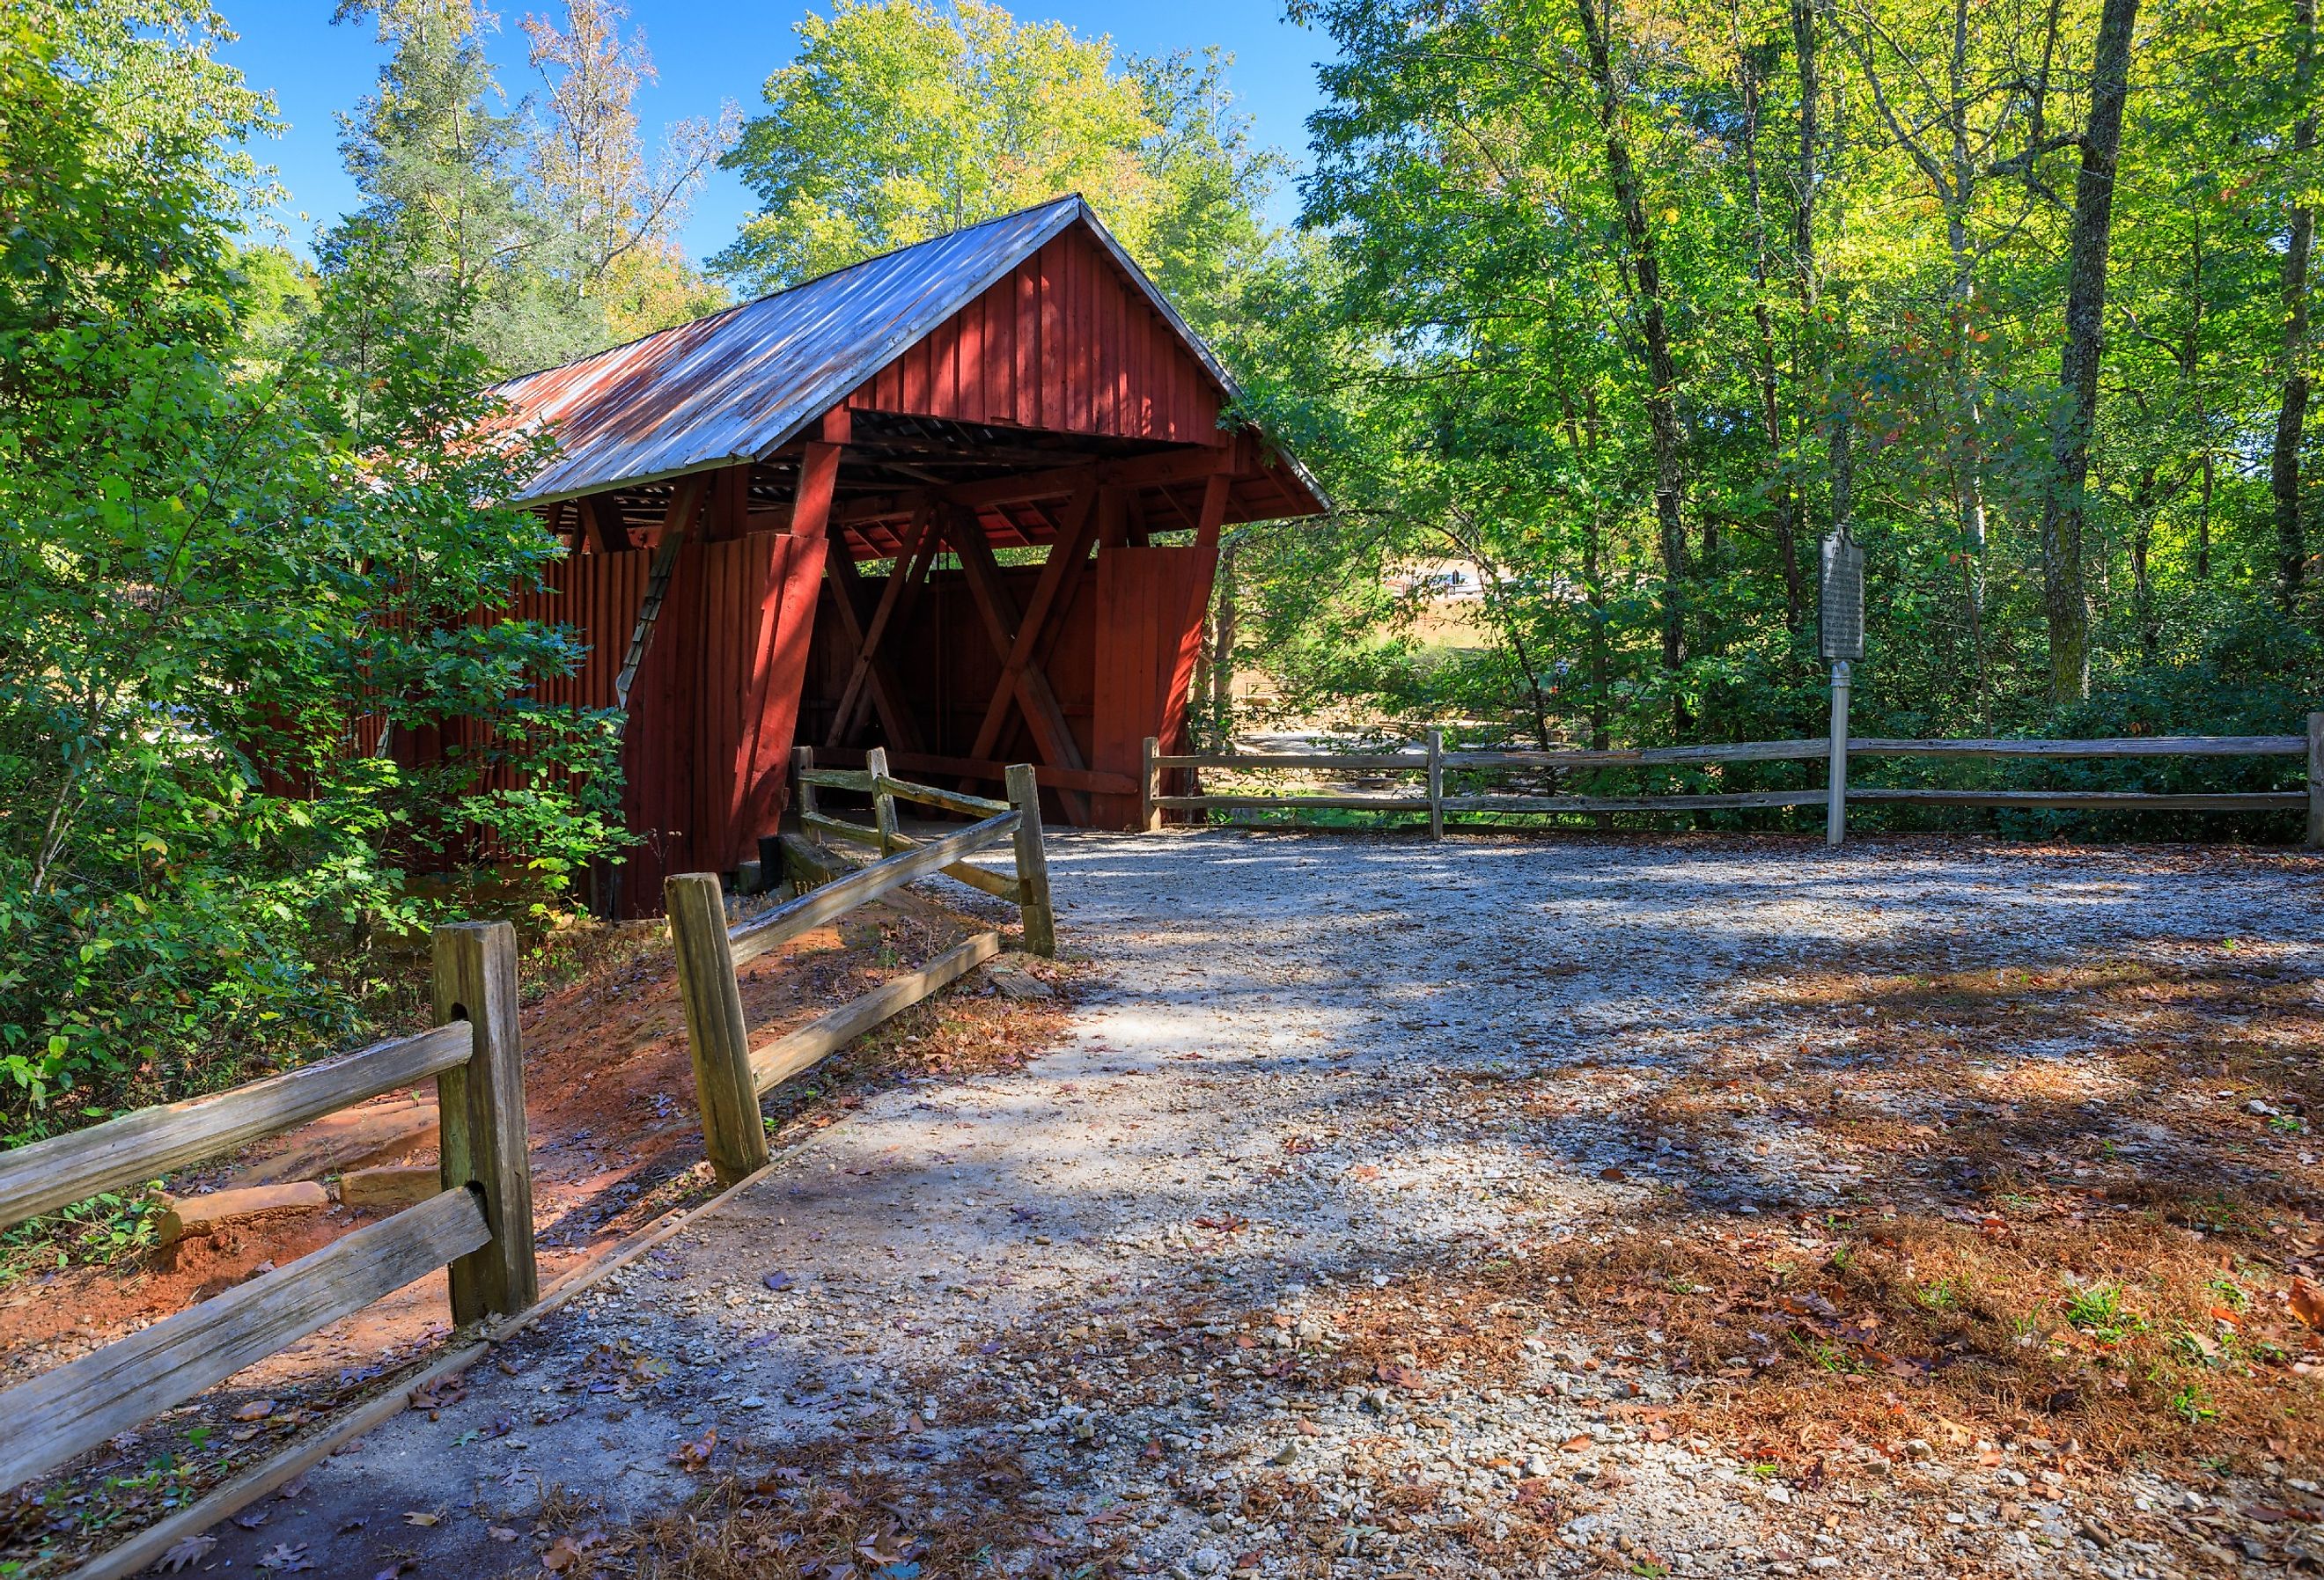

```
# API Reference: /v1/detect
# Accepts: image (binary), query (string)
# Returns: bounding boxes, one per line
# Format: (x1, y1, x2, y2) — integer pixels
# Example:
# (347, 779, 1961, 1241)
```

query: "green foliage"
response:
(327, 0, 733, 376)
(1217, 0, 2324, 789)
(0, 0, 626, 1144)
(714, 0, 1282, 330)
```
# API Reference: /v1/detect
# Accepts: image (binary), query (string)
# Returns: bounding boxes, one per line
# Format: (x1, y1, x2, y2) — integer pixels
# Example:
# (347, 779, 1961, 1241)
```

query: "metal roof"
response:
(493, 195, 1252, 506)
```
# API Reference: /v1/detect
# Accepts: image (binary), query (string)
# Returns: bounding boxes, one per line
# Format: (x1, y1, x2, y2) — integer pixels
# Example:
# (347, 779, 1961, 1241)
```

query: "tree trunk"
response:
(1576, 0, 1688, 728)
(1207, 544, 1238, 748)
(1739, 29, 1803, 632)
(2130, 463, 2159, 661)
(2276, 0, 2318, 615)
(1562, 387, 1614, 753)
(1786, 0, 1819, 627)
(2038, 0, 2140, 703)
(2197, 449, 2215, 580)
(1944, 0, 1992, 656)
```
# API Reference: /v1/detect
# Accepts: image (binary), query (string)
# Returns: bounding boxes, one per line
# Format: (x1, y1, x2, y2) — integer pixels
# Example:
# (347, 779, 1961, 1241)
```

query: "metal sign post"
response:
(1819, 534, 1864, 848)
(1826, 660, 1851, 847)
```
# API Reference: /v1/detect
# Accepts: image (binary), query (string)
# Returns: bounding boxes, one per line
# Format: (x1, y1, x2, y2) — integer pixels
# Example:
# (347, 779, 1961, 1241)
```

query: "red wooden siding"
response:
(843, 228, 1223, 444)
(1092, 546, 1217, 827)
(509, 547, 650, 711)
(619, 533, 827, 909)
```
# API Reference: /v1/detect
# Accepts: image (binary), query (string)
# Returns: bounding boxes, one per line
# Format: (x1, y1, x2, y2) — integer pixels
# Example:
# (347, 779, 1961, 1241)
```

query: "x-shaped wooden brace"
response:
(821, 542, 929, 756)
(824, 498, 939, 748)
(946, 493, 1096, 825)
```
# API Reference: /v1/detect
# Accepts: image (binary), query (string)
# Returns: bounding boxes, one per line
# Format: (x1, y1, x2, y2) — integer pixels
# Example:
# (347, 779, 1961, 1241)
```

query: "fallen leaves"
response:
(158, 1534, 216, 1572)
(672, 1428, 717, 1471)
(232, 1399, 276, 1422)
(2291, 1276, 2324, 1330)
(402, 1509, 441, 1526)
(541, 1529, 604, 1572)
(409, 1372, 467, 1418)
(257, 1541, 314, 1571)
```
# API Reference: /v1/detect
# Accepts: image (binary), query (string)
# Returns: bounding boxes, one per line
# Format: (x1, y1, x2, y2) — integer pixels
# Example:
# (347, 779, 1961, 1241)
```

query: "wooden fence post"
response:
(792, 745, 820, 824)
(2308, 711, 2323, 849)
(430, 922, 537, 1324)
(1141, 735, 1160, 833)
(666, 873, 770, 1187)
(865, 745, 900, 855)
(1005, 762, 1057, 957)
(1426, 729, 1445, 841)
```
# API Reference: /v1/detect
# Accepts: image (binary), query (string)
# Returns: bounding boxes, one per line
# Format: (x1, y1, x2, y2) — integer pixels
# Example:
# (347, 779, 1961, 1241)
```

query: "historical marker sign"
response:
(1820, 533, 1864, 663)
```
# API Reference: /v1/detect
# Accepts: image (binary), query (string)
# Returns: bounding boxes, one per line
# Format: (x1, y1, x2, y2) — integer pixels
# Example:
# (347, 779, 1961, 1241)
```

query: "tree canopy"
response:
(715, 0, 1279, 334)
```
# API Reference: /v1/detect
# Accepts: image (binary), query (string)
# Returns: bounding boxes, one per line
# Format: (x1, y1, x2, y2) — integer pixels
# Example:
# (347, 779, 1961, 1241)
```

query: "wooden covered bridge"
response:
(482, 196, 1323, 915)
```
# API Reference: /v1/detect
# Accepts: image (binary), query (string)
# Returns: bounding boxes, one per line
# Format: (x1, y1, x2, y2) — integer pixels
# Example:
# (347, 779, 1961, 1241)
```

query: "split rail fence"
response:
(665, 750, 1055, 1186)
(1140, 712, 2324, 847)
(0, 922, 537, 1577)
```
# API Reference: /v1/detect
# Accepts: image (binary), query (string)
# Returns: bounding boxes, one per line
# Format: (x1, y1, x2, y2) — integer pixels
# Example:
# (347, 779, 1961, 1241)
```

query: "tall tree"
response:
(2, 0, 621, 1137)
(519, 0, 736, 341)
(1575, 0, 1691, 716)
(2039, 0, 2141, 701)
(714, 0, 1275, 324)
(2272, 0, 2318, 614)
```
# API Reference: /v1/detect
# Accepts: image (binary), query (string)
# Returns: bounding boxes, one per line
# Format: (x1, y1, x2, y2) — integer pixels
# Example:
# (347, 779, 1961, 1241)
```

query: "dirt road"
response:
(195, 832, 2324, 1579)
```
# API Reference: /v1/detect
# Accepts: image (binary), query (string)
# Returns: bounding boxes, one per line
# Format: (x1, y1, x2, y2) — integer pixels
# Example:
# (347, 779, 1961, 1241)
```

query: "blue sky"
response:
(214, 0, 1333, 266)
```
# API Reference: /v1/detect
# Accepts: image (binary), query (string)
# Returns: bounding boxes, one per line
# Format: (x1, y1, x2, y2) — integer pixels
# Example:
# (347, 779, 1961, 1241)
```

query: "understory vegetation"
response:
(12, 0, 2324, 1140)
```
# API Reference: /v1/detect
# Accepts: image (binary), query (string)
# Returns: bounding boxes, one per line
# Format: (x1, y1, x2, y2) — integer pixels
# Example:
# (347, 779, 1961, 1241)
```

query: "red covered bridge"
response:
(484, 196, 1323, 915)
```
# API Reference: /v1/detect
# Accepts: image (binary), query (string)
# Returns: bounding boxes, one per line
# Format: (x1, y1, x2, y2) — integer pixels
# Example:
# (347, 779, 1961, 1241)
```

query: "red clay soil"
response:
(0, 888, 1067, 1570)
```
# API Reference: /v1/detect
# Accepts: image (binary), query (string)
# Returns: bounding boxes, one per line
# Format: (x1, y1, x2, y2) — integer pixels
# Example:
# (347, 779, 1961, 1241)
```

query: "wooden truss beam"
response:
(582, 493, 632, 552)
(822, 533, 926, 755)
(945, 505, 1092, 825)
(967, 481, 1098, 765)
(837, 437, 1252, 526)
(612, 475, 706, 712)
(825, 499, 938, 747)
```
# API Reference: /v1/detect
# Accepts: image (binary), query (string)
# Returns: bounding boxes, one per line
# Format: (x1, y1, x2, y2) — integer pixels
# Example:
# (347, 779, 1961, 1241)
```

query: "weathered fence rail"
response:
(0, 922, 537, 1553)
(666, 753, 1055, 1185)
(1141, 713, 2324, 847)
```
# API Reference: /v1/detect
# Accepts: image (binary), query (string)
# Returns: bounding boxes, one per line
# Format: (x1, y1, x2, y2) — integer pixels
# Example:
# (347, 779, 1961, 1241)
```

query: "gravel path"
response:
(194, 831, 2324, 1579)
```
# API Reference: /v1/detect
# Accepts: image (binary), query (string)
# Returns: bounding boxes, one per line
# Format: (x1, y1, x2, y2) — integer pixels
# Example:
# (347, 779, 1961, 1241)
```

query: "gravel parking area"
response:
(192, 831, 2324, 1579)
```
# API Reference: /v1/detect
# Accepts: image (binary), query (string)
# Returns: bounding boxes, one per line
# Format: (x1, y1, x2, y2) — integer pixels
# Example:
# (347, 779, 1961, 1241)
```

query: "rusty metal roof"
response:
(493, 195, 1249, 505)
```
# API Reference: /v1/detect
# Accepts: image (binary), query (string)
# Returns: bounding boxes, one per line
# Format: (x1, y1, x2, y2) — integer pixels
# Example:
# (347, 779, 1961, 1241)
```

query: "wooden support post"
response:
(865, 745, 900, 855)
(792, 745, 820, 825)
(2308, 711, 2323, 848)
(581, 493, 631, 552)
(1827, 660, 1852, 849)
(1141, 735, 1159, 833)
(1427, 729, 1445, 841)
(1005, 762, 1056, 957)
(430, 922, 537, 1324)
(665, 873, 769, 1187)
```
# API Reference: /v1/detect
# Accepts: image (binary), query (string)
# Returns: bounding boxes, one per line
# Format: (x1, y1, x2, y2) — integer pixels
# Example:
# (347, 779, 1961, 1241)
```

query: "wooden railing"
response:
(664, 755, 1055, 1185)
(1140, 712, 2324, 847)
(0, 923, 536, 1540)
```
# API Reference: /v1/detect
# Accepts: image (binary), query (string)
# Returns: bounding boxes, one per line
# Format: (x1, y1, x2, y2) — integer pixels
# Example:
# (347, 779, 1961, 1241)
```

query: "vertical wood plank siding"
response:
(844, 228, 1221, 443)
